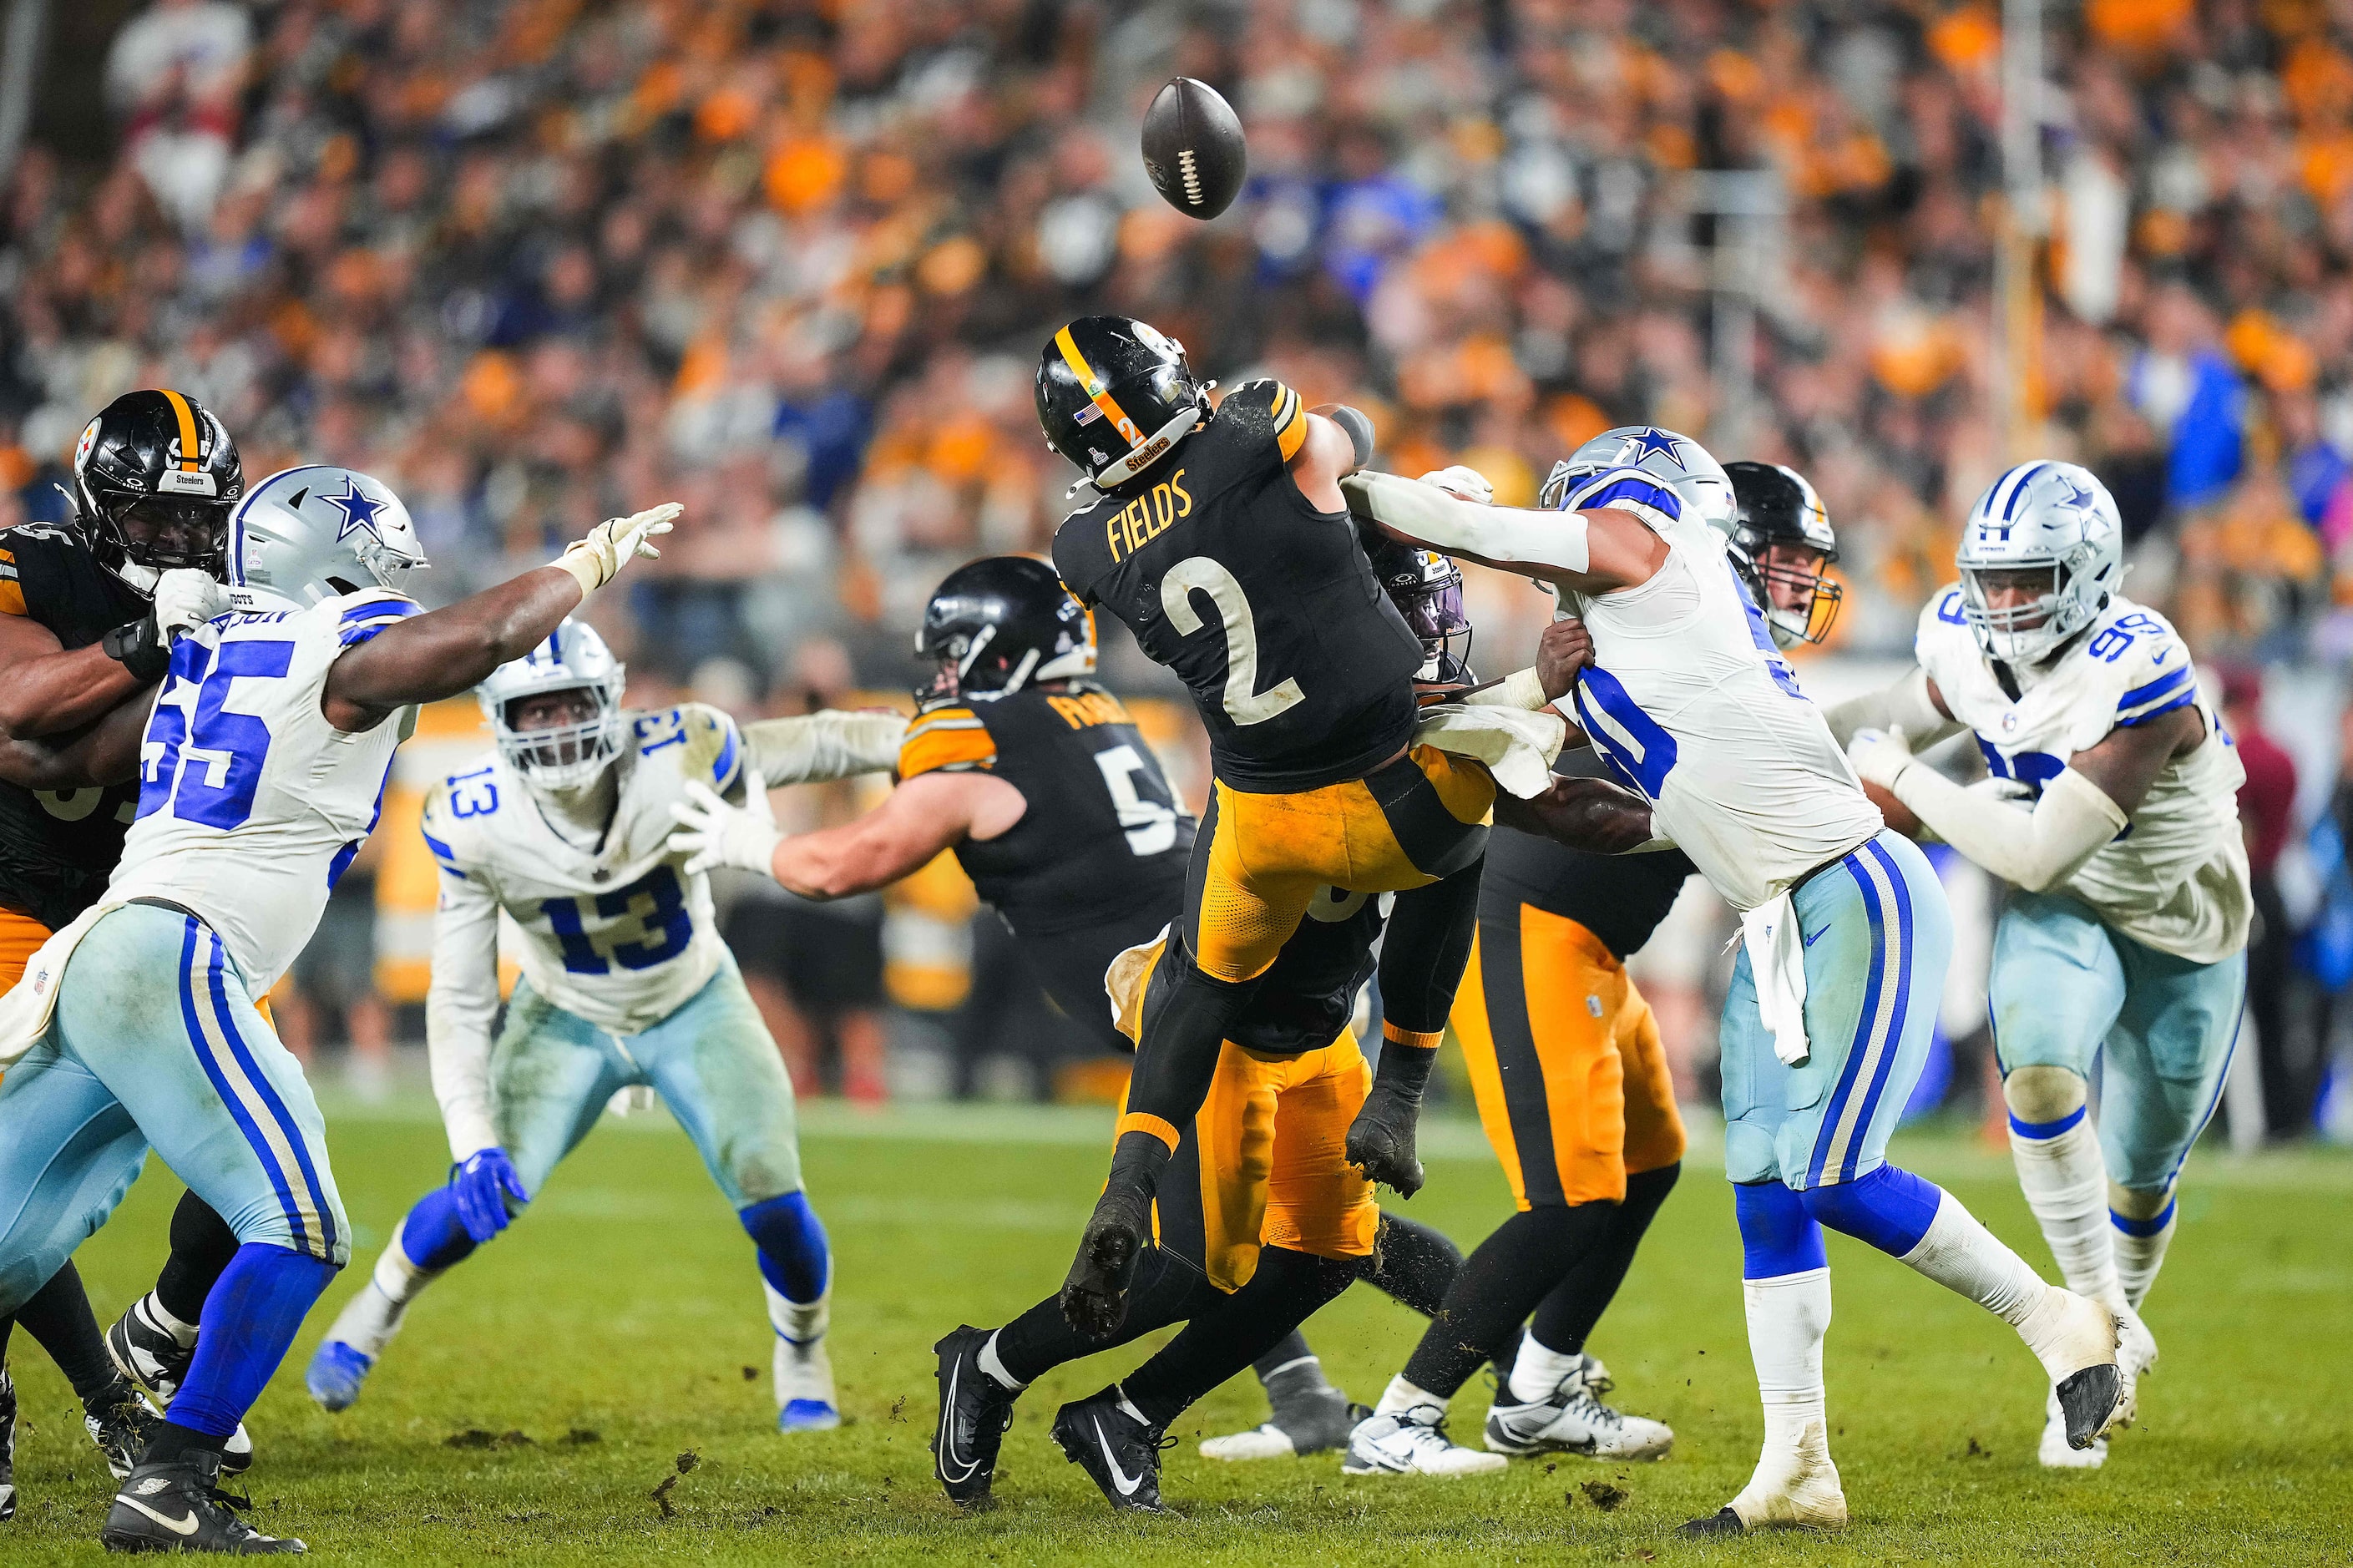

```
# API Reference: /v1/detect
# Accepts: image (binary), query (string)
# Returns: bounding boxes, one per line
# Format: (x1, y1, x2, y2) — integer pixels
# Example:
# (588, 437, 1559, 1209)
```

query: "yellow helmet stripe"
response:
(157, 388, 200, 471)
(1053, 327, 1143, 449)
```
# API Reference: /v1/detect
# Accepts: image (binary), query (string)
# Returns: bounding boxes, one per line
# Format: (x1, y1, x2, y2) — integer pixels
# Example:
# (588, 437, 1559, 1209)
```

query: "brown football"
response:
(1141, 78, 1246, 220)
(1862, 778, 1923, 839)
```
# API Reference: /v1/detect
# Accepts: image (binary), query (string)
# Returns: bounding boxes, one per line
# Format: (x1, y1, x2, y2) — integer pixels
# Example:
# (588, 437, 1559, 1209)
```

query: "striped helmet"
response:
(478, 620, 629, 792)
(227, 465, 426, 613)
(1539, 426, 1735, 533)
(1956, 462, 2123, 666)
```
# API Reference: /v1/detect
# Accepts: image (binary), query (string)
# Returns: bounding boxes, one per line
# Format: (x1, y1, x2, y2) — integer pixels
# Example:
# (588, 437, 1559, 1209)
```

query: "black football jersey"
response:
(897, 680, 1196, 936)
(0, 522, 152, 929)
(1051, 380, 1424, 793)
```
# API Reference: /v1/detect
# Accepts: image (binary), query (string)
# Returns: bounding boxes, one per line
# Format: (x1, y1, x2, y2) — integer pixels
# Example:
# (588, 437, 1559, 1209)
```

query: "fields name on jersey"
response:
(1103, 469, 1192, 564)
(1045, 690, 1132, 731)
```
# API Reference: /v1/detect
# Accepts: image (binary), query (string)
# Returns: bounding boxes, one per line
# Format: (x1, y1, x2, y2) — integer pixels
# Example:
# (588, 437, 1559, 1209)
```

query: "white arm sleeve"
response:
(1342, 472, 1590, 576)
(1889, 762, 2128, 893)
(1465, 666, 1551, 711)
(425, 872, 504, 1162)
(1824, 666, 1964, 750)
(742, 711, 908, 786)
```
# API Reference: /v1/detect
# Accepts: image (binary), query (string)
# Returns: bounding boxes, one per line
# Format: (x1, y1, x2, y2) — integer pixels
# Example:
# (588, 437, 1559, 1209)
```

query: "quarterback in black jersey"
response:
(1040, 314, 1495, 1337)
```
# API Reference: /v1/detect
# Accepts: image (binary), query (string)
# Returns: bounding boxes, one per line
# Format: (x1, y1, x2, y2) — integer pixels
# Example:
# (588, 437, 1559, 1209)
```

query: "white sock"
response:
(1898, 1190, 2105, 1382)
(764, 1282, 828, 1348)
(323, 1238, 441, 1358)
(1731, 1267, 1837, 1524)
(1375, 1373, 1440, 1418)
(2110, 1204, 2175, 1309)
(977, 1330, 1025, 1391)
(1506, 1335, 1584, 1404)
(139, 1291, 200, 1348)
(2008, 1116, 2123, 1309)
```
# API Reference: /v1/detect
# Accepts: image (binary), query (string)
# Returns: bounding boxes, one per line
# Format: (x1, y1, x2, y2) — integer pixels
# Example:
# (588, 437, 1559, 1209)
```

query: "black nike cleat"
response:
(106, 1297, 253, 1477)
(86, 1380, 162, 1480)
(1676, 1506, 1748, 1538)
(1344, 1084, 1425, 1197)
(101, 1448, 303, 1554)
(1059, 1186, 1151, 1338)
(2, 1368, 18, 1522)
(932, 1326, 1020, 1509)
(2056, 1362, 2123, 1451)
(1050, 1385, 1173, 1515)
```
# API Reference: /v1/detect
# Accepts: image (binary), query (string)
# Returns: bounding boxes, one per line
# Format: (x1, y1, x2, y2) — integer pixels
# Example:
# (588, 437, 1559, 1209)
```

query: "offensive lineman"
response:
(1345, 427, 2125, 1533)
(0, 465, 678, 1552)
(1827, 462, 2246, 1468)
(306, 620, 903, 1429)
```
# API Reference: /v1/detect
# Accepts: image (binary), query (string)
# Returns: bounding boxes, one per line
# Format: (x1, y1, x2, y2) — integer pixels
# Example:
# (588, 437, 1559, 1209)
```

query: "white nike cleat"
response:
(1678, 1417, 1846, 1535)
(1341, 1405, 1506, 1477)
(2039, 1385, 2108, 1469)
(1200, 1424, 1300, 1461)
(1484, 1362, 1672, 1460)
(2113, 1301, 2158, 1426)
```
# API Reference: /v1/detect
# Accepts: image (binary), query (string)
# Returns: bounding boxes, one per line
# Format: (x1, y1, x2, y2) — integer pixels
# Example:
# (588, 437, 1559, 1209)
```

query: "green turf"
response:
(5, 1095, 2349, 1564)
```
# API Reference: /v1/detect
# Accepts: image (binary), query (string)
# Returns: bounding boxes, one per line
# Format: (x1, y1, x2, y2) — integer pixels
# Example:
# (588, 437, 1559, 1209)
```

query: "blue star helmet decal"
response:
(326, 476, 388, 543)
(2057, 472, 2098, 513)
(1622, 427, 1684, 463)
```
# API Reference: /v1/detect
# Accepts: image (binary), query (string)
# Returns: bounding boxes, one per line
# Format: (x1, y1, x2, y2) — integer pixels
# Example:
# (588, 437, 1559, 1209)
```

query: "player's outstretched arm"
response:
(669, 768, 1025, 899)
(322, 503, 678, 732)
(1341, 470, 1667, 593)
(741, 711, 909, 787)
(1824, 666, 1963, 751)
(0, 683, 153, 790)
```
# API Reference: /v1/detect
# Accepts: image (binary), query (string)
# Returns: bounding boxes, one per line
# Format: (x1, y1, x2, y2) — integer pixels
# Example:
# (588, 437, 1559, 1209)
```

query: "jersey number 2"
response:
(1161, 557, 1304, 726)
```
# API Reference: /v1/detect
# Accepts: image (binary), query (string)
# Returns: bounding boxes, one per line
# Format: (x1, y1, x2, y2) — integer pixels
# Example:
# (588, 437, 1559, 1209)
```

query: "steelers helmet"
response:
(72, 388, 244, 594)
(916, 555, 1096, 703)
(1725, 461, 1841, 649)
(1035, 316, 1209, 492)
(1364, 535, 1473, 685)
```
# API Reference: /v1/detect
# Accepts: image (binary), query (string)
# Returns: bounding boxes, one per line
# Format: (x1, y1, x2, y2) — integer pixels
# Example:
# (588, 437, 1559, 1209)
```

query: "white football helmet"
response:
(228, 465, 427, 612)
(478, 620, 628, 792)
(1956, 462, 2123, 666)
(1539, 426, 1736, 533)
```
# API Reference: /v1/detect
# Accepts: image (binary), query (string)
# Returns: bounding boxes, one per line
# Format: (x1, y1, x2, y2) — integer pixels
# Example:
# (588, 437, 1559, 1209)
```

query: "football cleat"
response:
(1200, 1400, 1369, 1462)
(774, 1318, 839, 1434)
(86, 1381, 162, 1479)
(2039, 1385, 2107, 1469)
(2042, 1292, 2128, 1449)
(1, 1367, 17, 1522)
(101, 1448, 303, 1554)
(1341, 1405, 1506, 1477)
(2115, 1301, 2158, 1420)
(305, 1341, 373, 1414)
(107, 1294, 195, 1403)
(1050, 1386, 1173, 1514)
(1483, 1363, 1672, 1461)
(1059, 1186, 1151, 1338)
(932, 1326, 1019, 1509)
(1685, 1416, 1846, 1534)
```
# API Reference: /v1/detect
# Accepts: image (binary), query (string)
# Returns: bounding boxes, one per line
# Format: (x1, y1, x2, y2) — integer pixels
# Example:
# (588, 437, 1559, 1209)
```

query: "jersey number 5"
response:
(137, 639, 294, 831)
(1092, 743, 1181, 856)
(1161, 557, 1304, 726)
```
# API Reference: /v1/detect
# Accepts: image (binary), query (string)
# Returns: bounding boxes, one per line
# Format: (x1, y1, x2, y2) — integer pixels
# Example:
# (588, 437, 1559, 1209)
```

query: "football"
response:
(1141, 77, 1246, 220)
(1862, 777, 1923, 838)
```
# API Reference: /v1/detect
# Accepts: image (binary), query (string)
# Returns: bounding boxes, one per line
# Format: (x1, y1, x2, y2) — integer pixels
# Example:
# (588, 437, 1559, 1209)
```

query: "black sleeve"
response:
(1050, 513, 1105, 606)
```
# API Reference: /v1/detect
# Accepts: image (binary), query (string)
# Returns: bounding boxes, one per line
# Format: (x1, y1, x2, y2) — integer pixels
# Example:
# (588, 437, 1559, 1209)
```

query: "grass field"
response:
(5, 1093, 2350, 1565)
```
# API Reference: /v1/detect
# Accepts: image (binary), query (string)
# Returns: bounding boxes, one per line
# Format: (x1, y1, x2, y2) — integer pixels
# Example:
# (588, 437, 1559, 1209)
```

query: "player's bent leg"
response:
(109, 1191, 244, 1431)
(307, 1186, 479, 1412)
(741, 1193, 836, 1431)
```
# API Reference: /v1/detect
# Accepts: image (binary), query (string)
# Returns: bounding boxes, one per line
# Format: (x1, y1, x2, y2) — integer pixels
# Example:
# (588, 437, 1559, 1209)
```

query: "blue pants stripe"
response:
(178, 918, 309, 1254)
(204, 934, 337, 1257)
(1841, 839, 1919, 1181)
(1809, 844, 1896, 1186)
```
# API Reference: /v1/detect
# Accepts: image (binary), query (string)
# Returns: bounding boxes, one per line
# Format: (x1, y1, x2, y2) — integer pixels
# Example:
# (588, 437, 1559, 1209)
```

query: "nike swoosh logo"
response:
(937, 1363, 980, 1483)
(1803, 926, 1827, 948)
(115, 1496, 199, 1536)
(1095, 1417, 1143, 1495)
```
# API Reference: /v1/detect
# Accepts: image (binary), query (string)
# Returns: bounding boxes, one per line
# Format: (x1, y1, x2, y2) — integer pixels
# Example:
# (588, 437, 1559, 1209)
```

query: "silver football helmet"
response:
(1539, 425, 1736, 533)
(478, 620, 629, 792)
(227, 465, 427, 612)
(1956, 461, 2123, 666)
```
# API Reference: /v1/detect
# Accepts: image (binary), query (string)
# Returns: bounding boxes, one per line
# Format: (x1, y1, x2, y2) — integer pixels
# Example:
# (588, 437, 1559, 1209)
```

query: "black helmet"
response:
(916, 556, 1097, 702)
(1725, 460, 1840, 649)
(1365, 534, 1473, 685)
(1035, 316, 1209, 492)
(73, 389, 243, 594)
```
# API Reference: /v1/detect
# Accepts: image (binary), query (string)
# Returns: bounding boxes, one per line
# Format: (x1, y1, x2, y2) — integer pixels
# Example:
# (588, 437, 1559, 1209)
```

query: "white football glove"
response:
(553, 502, 681, 596)
(1418, 465, 1494, 505)
(666, 772, 781, 877)
(151, 569, 229, 638)
(1846, 726, 1916, 792)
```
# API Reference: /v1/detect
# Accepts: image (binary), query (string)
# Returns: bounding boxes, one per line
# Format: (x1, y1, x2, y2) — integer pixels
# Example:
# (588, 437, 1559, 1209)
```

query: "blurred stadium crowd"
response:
(7, 0, 2353, 1137)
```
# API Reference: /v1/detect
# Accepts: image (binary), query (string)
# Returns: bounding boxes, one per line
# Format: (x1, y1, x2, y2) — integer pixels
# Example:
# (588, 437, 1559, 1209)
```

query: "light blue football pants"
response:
(1721, 830, 1955, 1191)
(0, 903, 347, 1313)
(1991, 890, 2245, 1193)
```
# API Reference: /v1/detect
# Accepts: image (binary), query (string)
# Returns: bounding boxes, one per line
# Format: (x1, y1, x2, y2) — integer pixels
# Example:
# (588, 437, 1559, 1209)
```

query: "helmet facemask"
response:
(1960, 557, 2089, 666)
(83, 489, 233, 594)
(1372, 542, 1475, 685)
(495, 683, 625, 792)
(1733, 535, 1843, 649)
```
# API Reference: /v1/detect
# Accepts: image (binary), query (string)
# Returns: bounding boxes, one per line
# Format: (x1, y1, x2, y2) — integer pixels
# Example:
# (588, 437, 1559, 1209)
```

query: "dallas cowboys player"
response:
(304, 620, 903, 1431)
(1828, 462, 2247, 1469)
(1343, 428, 2124, 1533)
(0, 465, 678, 1552)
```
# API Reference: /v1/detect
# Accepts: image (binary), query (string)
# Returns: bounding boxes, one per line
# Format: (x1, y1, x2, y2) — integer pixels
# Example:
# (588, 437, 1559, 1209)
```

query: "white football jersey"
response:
(1558, 475, 1881, 912)
(1915, 587, 2249, 963)
(110, 590, 417, 993)
(421, 703, 744, 1036)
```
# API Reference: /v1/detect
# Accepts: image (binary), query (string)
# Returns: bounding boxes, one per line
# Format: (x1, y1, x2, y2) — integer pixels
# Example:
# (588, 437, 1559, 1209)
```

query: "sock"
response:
(14, 1262, 121, 1403)
(2110, 1199, 2175, 1309)
(1123, 1246, 1356, 1427)
(741, 1191, 831, 1306)
(320, 1230, 441, 1361)
(1399, 1204, 1613, 1398)
(997, 1247, 1215, 1384)
(1375, 1372, 1440, 1417)
(136, 1291, 201, 1349)
(1801, 1165, 1943, 1257)
(155, 1191, 243, 1328)
(1505, 1333, 1584, 1405)
(2009, 1109, 2122, 1308)
(398, 1186, 481, 1272)
(1899, 1189, 2103, 1382)
(1361, 1211, 1462, 1317)
(140, 1419, 228, 1466)
(1731, 1267, 1836, 1523)
(977, 1330, 1025, 1391)
(163, 1244, 337, 1441)
(1530, 1162, 1680, 1353)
